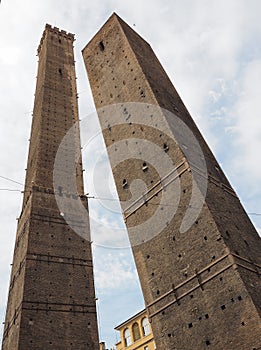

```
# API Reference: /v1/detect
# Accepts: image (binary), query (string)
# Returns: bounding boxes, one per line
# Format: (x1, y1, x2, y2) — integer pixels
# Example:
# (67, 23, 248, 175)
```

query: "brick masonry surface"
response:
(83, 13, 261, 350)
(2, 24, 99, 350)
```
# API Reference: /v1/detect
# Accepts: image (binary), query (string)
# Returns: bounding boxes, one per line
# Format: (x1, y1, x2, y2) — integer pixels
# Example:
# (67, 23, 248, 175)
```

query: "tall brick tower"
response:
(82, 14, 261, 350)
(2, 25, 99, 350)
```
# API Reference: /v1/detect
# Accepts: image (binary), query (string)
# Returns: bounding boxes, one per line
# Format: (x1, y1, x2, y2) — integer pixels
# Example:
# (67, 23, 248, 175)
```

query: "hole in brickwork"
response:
(142, 162, 148, 172)
(122, 179, 128, 188)
(147, 255, 150, 259)
(140, 90, 145, 98)
(225, 230, 230, 237)
(205, 314, 209, 319)
(231, 298, 234, 303)
(156, 290, 160, 295)
(151, 272, 154, 276)
(99, 41, 105, 51)
(190, 294, 194, 299)
(221, 305, 226, 310)
(163, 143, 169, 152)
(188, 323, 193, 328)
(244, 240, 249, 246)
(238, 295, 242, 301)
(241, 321, 245, 326)
(206, 340, 211, 346)
(219, 277, 223, 281)
(204, 236, 208, 240)
(195, 220, 199, 225)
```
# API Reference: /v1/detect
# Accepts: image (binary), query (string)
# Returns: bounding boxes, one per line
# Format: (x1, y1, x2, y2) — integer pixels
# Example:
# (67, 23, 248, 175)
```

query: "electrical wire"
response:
(0, 189, 22, 192)
(0, 175, 23, 186)
(0, 180, 260, 217)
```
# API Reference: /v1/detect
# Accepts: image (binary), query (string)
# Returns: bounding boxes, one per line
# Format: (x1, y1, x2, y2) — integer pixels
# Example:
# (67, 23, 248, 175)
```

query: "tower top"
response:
(37, 23, 75, 55)
(82, 12, 150, 55)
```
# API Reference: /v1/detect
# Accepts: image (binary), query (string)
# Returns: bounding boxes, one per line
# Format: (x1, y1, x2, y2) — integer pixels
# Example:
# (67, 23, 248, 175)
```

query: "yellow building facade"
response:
(115, 309, 155, 350)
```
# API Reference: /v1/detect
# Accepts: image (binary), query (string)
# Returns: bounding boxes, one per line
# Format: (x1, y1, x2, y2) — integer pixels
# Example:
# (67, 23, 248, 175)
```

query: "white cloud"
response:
(231, 59, 261, 180)
(93, 248, 139, 293)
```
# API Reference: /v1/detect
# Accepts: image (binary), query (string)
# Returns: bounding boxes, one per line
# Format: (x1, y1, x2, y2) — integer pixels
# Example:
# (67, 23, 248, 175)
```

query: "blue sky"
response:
(0, 0, 260, 348)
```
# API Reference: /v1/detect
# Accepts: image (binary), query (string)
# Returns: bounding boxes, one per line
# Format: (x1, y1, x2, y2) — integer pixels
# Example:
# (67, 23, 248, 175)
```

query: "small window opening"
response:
(99, 41, 105, 51)
(142, 318, 151, 336)
(163, 143, 169, 152)
(142, 162, 148, 172)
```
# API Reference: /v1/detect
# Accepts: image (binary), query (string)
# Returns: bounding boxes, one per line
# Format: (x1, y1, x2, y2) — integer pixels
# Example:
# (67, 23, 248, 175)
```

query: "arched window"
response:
(124, 328, 132, 347)
(132, 322, 141, 341)
(142, 317, 151, 336)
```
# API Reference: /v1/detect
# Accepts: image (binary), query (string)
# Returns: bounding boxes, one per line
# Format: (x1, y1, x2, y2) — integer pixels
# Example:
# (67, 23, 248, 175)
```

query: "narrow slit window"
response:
(122, 179, 128, 188)
(99, 41, 105, 51)
(163, 143, 169, 152)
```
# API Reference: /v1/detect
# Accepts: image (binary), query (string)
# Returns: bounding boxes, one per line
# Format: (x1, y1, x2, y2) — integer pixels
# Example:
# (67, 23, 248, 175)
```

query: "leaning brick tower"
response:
(2, 24, 99, 350)
(82, 13, 261, 350)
